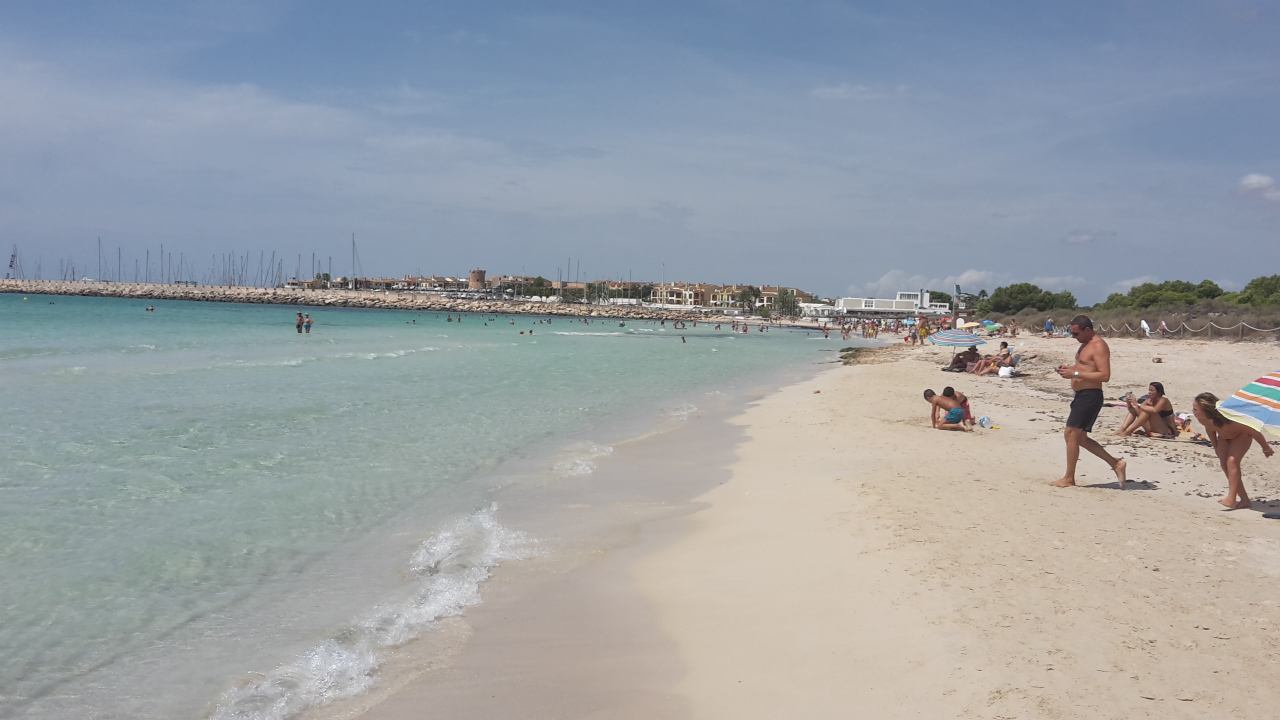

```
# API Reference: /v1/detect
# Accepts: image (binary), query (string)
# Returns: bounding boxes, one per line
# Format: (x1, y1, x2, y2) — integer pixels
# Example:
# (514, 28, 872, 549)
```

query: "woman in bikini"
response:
(970, 342, 1012, 376)
(1193, 392, 1274, 510)
(1114, 382, 1178, 437)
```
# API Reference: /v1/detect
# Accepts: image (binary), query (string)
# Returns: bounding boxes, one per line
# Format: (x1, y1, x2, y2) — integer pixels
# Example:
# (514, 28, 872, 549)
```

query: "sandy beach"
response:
(634, 334, 1280, 718)
(357, 333, 1280, 720)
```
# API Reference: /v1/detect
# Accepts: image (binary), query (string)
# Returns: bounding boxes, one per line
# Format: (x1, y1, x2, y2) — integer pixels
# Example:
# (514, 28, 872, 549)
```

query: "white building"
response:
(800, 302, 840, 318)
(834, 291, 951, 316)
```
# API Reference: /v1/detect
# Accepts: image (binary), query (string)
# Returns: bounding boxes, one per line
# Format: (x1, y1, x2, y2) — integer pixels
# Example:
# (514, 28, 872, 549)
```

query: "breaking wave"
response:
(209, 506, 534, 720)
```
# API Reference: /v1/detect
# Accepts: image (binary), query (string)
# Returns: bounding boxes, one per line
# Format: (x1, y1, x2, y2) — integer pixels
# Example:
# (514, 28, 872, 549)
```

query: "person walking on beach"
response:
(1052, 315, 1127, 488)
(1193, 392, 1273, 510)
(295, 312, 304, 333)
(303, 313, 313, 334)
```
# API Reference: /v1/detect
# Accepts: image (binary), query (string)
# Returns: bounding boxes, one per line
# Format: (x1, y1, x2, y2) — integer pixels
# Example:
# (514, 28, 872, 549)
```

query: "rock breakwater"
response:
(0, 279, 728, 321)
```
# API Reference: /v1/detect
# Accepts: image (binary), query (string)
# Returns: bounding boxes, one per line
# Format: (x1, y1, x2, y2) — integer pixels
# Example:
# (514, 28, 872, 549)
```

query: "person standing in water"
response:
(1053, 315, 1127, 488)
(1193, 392, 1273, 510)
(303, 313, 313, 334)
(295, 312, 304, 333)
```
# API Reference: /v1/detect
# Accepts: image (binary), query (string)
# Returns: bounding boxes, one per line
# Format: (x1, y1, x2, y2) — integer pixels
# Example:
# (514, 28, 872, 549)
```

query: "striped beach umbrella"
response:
(1219, 371, 1280, 438)
(928, 329, 986, 347)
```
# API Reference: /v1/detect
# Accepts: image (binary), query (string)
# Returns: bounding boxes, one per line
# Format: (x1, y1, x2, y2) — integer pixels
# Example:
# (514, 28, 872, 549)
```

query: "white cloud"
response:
(1062, 229, 1115, 245)
(1031, 276, 1087, 291)
(846, 268, 995, 298)
(1110, 276, 1158, 293)
(1238, 174, 1280, 203)
(1238, 173, 1274, 192)
(810, 83, 907, 101)
(952, 269, 996, 291)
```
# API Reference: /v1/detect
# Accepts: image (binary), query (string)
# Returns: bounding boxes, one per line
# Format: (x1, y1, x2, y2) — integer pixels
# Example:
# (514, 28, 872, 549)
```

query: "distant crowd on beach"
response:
(922, 314, 1274, 513)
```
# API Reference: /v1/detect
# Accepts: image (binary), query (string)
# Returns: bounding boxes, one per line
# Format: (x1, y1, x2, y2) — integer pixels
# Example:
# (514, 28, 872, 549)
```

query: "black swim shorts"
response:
(1066, 388, 1105, 433)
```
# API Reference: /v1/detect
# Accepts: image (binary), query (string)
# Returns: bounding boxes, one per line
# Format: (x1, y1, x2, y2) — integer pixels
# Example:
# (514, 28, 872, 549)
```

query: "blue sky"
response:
(2, 1, 1278, 301)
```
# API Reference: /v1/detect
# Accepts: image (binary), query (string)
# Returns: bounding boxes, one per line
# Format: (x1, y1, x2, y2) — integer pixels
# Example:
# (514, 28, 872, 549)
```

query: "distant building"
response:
(468, 269, 486, 290)
(800, 302, 839, 318)
(834, 291, 951, 316)
(757, 286, 815, 310)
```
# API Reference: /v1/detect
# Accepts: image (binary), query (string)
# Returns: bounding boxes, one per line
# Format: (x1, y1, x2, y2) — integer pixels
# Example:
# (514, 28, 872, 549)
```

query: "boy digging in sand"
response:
(1193, 392, 1274, 510)
(924, 389, 969, 431)
(1053, 315, 1127, 488)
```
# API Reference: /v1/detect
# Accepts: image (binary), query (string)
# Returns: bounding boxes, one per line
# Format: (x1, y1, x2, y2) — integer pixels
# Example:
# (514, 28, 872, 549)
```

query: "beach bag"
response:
(998, 366, 1013, 378)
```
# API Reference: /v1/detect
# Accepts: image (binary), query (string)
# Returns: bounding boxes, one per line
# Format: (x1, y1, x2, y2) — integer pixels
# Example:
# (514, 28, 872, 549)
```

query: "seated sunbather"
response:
(948, 346, 981, 371)
(1113, 382, 1178, 437)
(969, 342, 1012, 376)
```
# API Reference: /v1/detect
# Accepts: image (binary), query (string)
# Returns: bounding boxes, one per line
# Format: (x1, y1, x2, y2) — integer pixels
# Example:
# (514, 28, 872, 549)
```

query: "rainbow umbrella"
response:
(928, 329, 986, 347)
(1219, 372, 1280, 438)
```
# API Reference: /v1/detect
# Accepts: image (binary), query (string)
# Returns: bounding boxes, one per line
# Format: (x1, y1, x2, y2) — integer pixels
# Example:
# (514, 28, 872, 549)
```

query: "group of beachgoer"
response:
(919, 313, 1274, 511)
(944, 341, 1018, 376)
(294, 312, 313, 333)
(1051, 314, 1272, 510)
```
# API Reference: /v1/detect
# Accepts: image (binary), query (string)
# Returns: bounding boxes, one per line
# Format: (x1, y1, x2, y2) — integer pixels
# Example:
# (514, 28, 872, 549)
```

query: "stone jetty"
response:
(0, 279, 733, 322)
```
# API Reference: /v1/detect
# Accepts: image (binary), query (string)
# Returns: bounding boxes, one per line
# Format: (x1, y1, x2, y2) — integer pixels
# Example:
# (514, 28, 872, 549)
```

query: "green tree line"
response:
(967, 274, 1280, 316)
(1099, 276, 1280, 309)
(975, 283, 1077, 315)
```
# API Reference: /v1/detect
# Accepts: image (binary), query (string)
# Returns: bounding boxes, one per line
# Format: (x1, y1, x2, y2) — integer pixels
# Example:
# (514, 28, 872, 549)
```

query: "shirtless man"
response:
(1052, 315, 1127, 488)
(924, 389, 969, 431)
(948, 345, 981, 371)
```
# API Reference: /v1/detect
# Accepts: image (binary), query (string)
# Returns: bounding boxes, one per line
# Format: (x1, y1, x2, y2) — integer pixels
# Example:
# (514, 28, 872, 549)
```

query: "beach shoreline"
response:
(336, 360, 833, 720)
(348, 333, 1280, 719)
(0, 292, 843, 719)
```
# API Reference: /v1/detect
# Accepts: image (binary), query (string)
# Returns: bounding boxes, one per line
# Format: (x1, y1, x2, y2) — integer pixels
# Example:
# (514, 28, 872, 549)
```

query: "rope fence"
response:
(1098, 320, 1280, 341)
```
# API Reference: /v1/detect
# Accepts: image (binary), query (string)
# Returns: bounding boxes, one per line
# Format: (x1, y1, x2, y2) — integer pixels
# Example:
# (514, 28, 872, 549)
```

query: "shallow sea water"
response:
(0, 294, 846, 719)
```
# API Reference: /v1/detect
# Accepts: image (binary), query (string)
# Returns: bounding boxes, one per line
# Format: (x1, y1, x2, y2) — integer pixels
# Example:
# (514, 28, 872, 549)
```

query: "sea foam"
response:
(209, 506, 534, 720)
(552, 443, 615, 477)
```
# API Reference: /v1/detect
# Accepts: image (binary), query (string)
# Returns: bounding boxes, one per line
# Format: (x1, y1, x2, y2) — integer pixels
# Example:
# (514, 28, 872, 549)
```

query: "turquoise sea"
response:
(0, 294, 844, 719)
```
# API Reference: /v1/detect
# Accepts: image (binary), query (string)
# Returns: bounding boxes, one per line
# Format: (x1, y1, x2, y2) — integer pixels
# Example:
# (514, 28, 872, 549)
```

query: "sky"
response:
(2, 0, 1278, 302)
